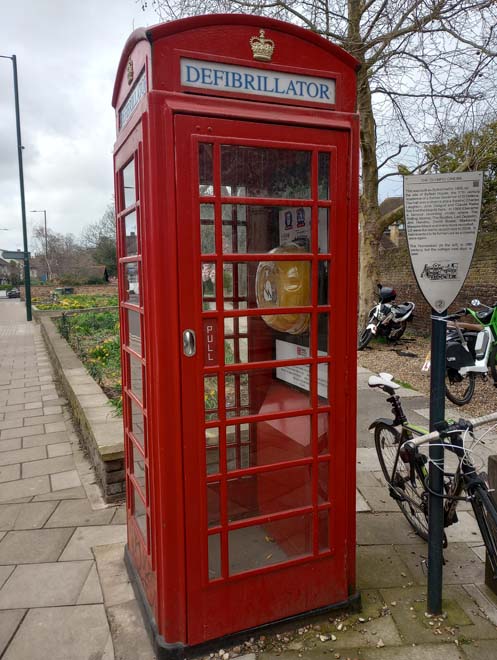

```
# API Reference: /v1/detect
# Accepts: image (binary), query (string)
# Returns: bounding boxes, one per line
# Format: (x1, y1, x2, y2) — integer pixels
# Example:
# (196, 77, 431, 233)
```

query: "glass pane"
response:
(317, 363, 330, 405)
(228, 465, 313, 522)
(318, 461, 330, 503)
(124, 212, 138, 256)
(208, 534, 221, 580)
(132, 443, 145, 491)
(122, 160, 136, 208)
(200, 204, 215, 254)
(202, 262, 216, 310)
(318, 509, 330, 552)
(199, 143, 214, 196)
(221, 205, 312, 253)
(318, 412, 329, 455)
(127, 309, 142, 356)
(133, 488, 147, 541)
(129, 356, 143, 402)
(318, 261, 329, 305)
(226, 423, 251, 471)
(207, 482, 221, 528)
(130, 398, 145, 449)
(204, 375, 218, 421)
(124, 262, 140, 306)
(220, 145, 311, 198)
(206, 427, 219, 475)
(225, 366, 311, 418)
(318, 153, 330, 200)
(318, 208, 329, 253)
(228, 514, 312, 574)
(318, 313, 329, 355)
(227, 415, 311, 471)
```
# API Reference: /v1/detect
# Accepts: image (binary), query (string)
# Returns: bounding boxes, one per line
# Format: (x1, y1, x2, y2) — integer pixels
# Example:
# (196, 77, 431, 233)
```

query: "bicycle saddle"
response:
(368, 372, 400, 389)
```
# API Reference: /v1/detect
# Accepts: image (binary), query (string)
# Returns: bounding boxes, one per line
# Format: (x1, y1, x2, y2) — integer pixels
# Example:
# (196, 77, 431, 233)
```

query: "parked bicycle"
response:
(443, 300, 497, 406)
(368, 372, 497, 572)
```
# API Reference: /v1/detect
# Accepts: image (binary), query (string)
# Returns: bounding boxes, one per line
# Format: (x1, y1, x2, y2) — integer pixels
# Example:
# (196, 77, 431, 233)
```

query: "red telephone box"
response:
(112, 14, 359, 658)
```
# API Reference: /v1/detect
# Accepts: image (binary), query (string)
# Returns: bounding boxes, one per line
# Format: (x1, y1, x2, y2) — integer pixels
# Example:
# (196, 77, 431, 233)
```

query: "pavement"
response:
(0, 297, 496, 659)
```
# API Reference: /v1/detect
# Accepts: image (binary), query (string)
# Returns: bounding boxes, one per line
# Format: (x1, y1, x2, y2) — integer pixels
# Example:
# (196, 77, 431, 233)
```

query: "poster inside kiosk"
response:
(404, 172, 483, 313)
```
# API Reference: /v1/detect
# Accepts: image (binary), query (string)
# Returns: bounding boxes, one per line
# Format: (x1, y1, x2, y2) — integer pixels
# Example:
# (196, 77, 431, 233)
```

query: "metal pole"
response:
(4, 54, 32, 321)
(427, 308, 447, 614)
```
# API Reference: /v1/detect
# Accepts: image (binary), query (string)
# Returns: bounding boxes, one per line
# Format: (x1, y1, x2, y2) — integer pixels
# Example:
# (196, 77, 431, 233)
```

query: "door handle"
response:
(183, 329, 196, 357)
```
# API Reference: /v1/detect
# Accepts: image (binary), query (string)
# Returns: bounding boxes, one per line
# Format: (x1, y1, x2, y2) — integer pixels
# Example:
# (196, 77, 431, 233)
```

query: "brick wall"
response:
(377, 232, 497, 334)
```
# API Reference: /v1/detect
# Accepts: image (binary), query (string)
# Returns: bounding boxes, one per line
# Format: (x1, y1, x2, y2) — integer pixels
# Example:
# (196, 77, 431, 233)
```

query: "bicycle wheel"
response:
(374, 423, 429, 540)
(489, 343, 497, 384)
(445, 369, 476, 406)
(470, 487, 497, 578)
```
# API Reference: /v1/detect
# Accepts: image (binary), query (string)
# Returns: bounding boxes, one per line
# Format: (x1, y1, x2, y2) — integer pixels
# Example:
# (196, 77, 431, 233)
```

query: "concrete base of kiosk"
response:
(125, 546, 361, 659)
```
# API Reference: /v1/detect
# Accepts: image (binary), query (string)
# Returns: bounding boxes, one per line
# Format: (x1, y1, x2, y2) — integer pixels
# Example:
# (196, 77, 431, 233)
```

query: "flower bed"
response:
(34, 293, 118, 310)
(56, 311, 122, 414)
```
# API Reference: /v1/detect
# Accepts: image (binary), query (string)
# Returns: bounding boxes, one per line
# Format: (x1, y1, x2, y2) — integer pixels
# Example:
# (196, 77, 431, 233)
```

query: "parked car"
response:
(6, 288, 20, 298)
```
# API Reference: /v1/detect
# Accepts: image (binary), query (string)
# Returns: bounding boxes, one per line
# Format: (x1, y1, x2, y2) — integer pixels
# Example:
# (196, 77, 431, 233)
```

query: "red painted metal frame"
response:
(112, 13, 359, 651)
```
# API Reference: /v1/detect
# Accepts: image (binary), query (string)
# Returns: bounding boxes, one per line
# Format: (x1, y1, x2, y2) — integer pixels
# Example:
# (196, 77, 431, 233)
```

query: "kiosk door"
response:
(175, 114, 353, 643)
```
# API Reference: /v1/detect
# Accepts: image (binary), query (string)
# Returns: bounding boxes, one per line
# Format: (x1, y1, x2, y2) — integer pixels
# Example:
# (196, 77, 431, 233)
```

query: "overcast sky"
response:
(0, 0, 159, 252)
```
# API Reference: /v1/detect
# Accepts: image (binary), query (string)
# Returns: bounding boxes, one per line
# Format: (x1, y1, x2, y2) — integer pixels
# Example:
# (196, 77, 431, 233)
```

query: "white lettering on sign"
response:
(404, 172, 483, 312)
(119, 71, 147, 129)
(180, 58, 336, 105)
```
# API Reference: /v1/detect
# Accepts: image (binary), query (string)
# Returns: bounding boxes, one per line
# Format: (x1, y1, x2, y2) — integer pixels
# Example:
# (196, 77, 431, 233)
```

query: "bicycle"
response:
(368, 372, 497, 574)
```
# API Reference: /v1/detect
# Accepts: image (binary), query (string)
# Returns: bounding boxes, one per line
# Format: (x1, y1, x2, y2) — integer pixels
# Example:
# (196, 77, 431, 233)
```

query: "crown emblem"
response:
(250, 30, 275, 62)
(127, 58, 134, 85)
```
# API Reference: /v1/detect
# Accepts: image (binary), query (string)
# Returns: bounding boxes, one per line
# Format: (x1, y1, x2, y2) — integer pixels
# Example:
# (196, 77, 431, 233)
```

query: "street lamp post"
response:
(30, 209, 50, 281)
(0, 53, 32, 321)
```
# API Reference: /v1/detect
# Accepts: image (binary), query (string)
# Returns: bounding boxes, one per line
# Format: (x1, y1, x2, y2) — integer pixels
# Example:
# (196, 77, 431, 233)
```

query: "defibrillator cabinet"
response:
(112, 14, 359, 658)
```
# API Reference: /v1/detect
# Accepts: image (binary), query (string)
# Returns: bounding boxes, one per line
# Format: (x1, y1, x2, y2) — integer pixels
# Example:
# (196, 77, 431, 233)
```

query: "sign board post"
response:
(404, 172, 483, 615)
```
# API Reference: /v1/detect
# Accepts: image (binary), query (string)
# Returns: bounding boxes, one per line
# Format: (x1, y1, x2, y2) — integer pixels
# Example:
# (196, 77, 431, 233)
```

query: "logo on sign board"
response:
(127, 58, 134, 85)
(250, 30, 275, 62)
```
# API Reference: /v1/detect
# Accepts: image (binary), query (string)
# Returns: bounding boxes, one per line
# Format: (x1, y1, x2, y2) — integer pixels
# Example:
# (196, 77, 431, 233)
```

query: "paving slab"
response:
(0, 475, 50, 502)
(21, 454, 74, 478)
(32, 485, 86, 501)
(0, 445, 46, 468)
(0, 465, 20, 484)
(0, 502, 57, 530)
(395, 542, 485, 586)
(356, 545, 417, 590)
(379, 584, 497, 644)
(0, 424, 45, 441)
(106, 599, 157, 660)
(0, 560, 93, 608)
(76, 563, 104, 605)
(2, 604, 113, 660)
(47, 442, 72, 457)
(358, 486, 401, 512)
(50, 469, 81, 490)
(0, 527, 74, 564)
(59, 524, 127, 561)
(93, 542, 134, 607)
(357, 512, 426, 545)
(45, 499, 115, 528)
(0, 610, 26, 656)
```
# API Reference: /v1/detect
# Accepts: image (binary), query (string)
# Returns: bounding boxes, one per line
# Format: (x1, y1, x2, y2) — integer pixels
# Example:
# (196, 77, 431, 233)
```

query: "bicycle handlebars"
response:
(406, 411, 497, 449)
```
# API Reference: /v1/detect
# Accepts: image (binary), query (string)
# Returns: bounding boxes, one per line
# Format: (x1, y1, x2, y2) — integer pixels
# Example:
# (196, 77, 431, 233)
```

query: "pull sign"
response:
(404, 172, 483, 312)
(183, 329, 196, 357)
(203, 319, 218, 365)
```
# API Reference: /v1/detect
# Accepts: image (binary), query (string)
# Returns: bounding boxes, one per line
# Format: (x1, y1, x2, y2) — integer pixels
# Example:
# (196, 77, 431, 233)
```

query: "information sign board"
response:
(404, 173, 483, 312)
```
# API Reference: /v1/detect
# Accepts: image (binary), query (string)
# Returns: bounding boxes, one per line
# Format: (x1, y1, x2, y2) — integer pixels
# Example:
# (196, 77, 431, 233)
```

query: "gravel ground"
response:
(357, 332, 497, 419)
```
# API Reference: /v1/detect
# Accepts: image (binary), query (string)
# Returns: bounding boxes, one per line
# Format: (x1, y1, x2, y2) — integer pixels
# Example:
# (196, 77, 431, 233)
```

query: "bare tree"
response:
(145, 0, 497, 322)
(80, 204, 117, 277)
